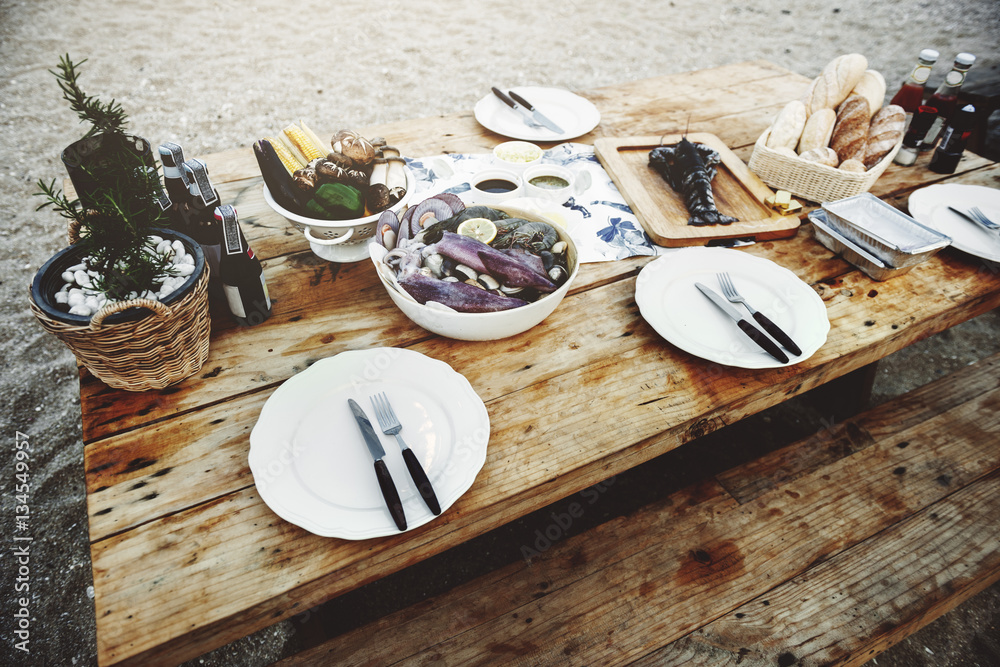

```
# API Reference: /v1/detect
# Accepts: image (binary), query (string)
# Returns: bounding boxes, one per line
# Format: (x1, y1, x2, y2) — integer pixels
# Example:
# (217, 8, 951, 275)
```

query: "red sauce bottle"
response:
(890, 49, 939, 116)
(920, 53, 976, 150)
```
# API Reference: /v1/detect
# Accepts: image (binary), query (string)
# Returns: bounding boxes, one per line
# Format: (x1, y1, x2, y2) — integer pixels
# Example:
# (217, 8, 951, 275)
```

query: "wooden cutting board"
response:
(594, 133, 799, 247)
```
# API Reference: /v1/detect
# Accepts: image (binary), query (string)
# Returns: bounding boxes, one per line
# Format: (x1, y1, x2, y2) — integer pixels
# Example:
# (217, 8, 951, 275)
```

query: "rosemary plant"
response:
(35, 55, 173, 302)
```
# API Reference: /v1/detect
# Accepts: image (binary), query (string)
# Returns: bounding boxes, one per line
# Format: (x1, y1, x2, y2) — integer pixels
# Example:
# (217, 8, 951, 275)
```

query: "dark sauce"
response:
(474, 178, 517, 194)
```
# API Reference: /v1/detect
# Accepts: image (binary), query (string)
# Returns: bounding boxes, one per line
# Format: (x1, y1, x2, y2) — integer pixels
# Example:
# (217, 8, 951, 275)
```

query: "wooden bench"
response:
(276, 351, 1000, 666)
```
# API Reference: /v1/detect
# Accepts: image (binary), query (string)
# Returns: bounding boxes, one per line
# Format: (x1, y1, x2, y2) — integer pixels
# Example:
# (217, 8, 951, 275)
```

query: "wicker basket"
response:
(748, 129, 902, 204)
(29, 232, 212, 392)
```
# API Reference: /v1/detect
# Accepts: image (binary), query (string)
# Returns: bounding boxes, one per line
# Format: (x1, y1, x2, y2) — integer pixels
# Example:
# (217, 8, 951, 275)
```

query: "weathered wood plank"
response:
(716, 353, 1000, 503)
(638, 468, 1000, 667)
(276, 354, 1000, 667)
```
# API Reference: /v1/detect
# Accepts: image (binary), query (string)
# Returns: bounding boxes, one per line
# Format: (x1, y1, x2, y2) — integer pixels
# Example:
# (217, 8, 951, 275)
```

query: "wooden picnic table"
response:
(80, 60, 1000, 666)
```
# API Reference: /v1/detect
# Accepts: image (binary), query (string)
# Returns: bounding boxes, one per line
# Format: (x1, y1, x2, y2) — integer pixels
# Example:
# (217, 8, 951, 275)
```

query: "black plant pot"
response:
(61, 133, 155, 207)
(30, 228, 206, 326)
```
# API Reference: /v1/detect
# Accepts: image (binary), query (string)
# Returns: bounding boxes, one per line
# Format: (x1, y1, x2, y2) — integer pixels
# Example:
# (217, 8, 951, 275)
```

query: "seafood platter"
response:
(368, 194, 579, 340)
(255, 122, 413, 262)
(594, 133, 797, 247)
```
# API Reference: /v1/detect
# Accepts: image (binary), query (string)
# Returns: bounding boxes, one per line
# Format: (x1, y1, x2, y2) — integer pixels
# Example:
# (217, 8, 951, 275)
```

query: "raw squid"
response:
(649, 137, 738, 227)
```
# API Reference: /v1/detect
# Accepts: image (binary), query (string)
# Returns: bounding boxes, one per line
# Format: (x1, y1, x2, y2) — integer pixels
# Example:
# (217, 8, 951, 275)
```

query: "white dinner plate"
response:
(907, 184, 1000, 263)
(249, 348, 489, 539)
(635, 247, 830, 369)
(474, 86, 601, 142)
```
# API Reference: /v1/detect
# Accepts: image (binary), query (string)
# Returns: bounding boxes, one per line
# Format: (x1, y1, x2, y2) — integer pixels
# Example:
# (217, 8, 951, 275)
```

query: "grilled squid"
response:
(649, 137, 738, 227)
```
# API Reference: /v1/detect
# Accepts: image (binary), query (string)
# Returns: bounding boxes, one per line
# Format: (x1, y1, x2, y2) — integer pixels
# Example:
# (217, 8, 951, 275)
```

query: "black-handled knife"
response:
(348, 399, 407, 531)
(751, 311, 802, 356)
(694, 283, 789, 364)
(401, 448, 441, 515)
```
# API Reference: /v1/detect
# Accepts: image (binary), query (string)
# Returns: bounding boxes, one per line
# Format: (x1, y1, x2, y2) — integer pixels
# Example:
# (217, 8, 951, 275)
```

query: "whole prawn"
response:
(649, 136, 738, 227)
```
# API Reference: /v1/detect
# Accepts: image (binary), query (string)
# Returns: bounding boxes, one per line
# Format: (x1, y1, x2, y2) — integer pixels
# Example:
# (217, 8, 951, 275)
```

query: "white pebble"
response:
(61, 270, 76, 283)
(84, 296, 100, 311)
(174, 263, 195, 277)
(67, 262, 87, 272)
(171, 251, 187, 266)
(149, 235, 163, 246)
(55, 291, 69, 304)
(180, 253, 195, 266)
(67, 290, 85, 307)
(74, 270, 92, 287)
(157, 240, 173, 256)
(68, 304, 93, 316)
(171, 240, 185, 255)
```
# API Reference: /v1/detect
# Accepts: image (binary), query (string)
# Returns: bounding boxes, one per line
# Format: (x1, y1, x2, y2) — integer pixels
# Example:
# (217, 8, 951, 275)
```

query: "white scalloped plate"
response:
(249, 348, 489, 539)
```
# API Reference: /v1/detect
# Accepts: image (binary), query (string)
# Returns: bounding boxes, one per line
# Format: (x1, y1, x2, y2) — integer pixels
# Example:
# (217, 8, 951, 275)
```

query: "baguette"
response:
(850, 69, 887, 119)
(797, 109, 836, 154)
(799, 147, 840, 167)
(830, 95, 871, 163)
(765, 100, 807, 150)
(805, 53, 868, 115)
(862, 104, 905, 168)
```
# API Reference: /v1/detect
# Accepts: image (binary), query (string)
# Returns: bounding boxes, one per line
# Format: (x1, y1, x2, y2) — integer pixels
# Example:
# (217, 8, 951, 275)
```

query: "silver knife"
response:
(490, 87, 563, 134)
(508, 90, 564, 134)
(694, 282, 789, 364)
(348, 399, 407, 531)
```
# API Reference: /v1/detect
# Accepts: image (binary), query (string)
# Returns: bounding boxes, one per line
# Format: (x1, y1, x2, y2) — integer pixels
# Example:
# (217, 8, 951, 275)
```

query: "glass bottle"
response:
(215, 205, 272, 326)
(181, 158, 222, 298)
(893, 105, 939, 166)
(157, 142, 190, 233)
(929, 104, 976, 174)
(890, 49, 939, 118)
(920, 53, 976, 150)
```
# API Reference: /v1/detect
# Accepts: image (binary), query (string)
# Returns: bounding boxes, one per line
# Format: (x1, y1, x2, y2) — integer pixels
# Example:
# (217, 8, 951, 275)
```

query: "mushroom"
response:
(292, 167, 319, 191)
(332, 130, 376, 165)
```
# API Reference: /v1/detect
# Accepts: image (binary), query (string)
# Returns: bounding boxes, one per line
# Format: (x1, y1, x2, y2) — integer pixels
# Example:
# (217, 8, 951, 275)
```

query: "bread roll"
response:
(805, 53, 868, 115)
(830, 95, 871, 163)
(766, 100, 807, 150)
(839, 159, 867, 172)
(851, 69, 886, 119)
(797, 109, 836, 154)
(863, 104, 905, 168)
(799, 147, 840, 167)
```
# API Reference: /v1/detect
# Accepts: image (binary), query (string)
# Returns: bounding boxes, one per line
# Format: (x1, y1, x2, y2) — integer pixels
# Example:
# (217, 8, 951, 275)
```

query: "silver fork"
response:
(370, 392, 441, 515)
(716, 272, 802, 356)
(968, 207, 1000, 232)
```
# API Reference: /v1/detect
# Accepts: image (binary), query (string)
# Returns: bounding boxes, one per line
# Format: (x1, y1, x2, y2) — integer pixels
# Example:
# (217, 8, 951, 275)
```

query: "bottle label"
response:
(224, 284, 247, 319)
(945, 70, 966, 86)
(912, 65, 932, 84)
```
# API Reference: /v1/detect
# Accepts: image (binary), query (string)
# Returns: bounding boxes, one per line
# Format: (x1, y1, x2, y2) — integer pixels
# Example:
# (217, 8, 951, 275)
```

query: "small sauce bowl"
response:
(465, 168, 524, 205)
(492, 141, 543, 174)
(522, 164, 592, 204)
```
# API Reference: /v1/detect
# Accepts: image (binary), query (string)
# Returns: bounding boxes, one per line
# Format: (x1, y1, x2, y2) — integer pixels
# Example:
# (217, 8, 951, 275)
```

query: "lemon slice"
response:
(457, 217, 497, 244)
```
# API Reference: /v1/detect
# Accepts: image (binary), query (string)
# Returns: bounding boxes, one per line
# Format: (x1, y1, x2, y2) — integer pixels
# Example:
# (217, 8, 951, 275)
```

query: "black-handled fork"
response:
(717, 272, 802, 356)
(371, 392, 441, 515)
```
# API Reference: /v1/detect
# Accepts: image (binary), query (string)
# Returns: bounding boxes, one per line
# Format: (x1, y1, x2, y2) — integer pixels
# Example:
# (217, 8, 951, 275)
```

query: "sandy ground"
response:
(1, 0, 999, 665)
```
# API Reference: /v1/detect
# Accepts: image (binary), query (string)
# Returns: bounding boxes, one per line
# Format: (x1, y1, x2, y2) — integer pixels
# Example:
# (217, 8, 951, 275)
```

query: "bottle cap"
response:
(920, 49, 940, 63)
(955, 53, 976, 67)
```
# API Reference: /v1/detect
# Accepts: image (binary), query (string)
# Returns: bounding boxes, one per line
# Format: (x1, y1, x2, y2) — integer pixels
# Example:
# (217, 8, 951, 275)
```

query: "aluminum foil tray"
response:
(821, 192, 951, 268)
(809, 210, 912, 281)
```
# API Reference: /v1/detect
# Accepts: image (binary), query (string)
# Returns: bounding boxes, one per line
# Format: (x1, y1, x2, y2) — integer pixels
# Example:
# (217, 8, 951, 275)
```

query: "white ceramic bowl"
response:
(262, 166, 415, 263)
(492, 141, 543, 173)
(370, 201, 579, 341)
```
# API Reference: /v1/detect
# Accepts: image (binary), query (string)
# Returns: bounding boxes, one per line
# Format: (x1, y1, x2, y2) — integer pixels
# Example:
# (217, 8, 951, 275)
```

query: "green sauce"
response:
(529, 175, 570, 190)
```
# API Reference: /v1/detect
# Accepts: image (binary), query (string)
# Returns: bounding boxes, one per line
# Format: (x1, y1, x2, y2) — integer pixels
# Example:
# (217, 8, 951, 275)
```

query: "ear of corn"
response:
(284, 124, 325, 162)
(266, 136, 305, 174)
(299, 120, 329, 157)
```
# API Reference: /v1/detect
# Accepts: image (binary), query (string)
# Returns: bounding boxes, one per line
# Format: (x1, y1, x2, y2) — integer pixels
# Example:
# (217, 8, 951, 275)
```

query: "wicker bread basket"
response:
(29, 231, 212, 392)
(748, 128, 902, 204)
